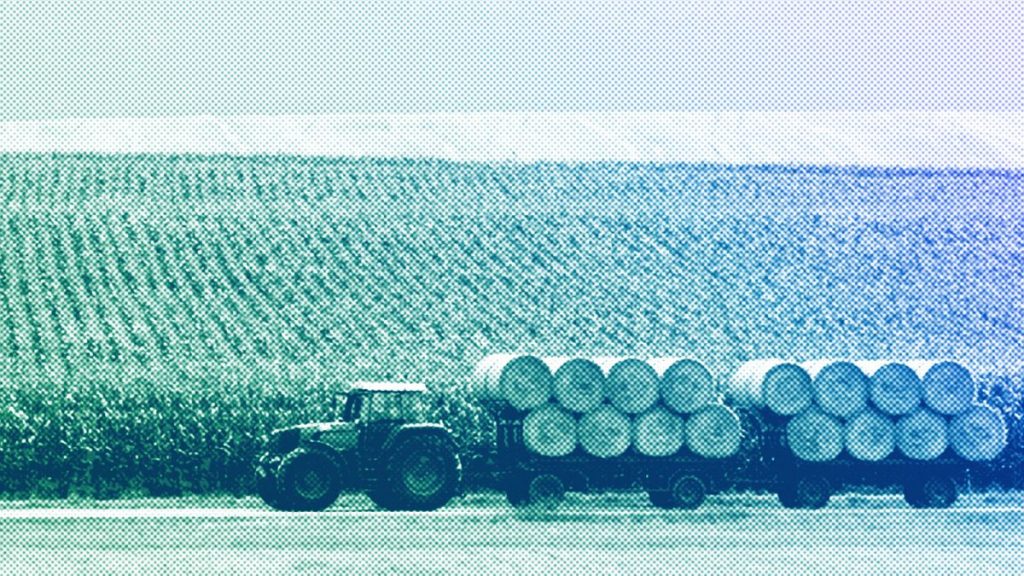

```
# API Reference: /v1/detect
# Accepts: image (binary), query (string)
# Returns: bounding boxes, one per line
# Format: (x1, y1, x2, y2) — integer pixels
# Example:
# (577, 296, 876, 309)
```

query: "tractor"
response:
(255, 381, 462, 511)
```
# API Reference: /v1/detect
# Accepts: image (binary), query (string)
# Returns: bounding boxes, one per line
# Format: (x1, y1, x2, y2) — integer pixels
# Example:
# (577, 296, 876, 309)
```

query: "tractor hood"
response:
(269, 421, 358, 454)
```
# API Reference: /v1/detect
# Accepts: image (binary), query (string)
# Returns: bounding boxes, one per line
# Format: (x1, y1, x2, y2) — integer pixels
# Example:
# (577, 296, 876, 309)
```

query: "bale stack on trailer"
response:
(473, 354, 743, 460)
(729, 358, 1007, 465)
(471, 353, 552, 411)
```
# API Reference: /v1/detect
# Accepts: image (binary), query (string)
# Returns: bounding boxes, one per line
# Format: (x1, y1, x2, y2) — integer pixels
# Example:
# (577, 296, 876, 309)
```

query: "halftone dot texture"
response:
(3, 1, 1024, 571)
(1, 118, 1024, 573)
(0, 118, 1019, 565)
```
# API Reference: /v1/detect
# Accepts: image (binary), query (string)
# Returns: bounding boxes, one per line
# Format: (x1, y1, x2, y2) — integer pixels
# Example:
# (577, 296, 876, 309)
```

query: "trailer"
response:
(489, 404, 974, 510)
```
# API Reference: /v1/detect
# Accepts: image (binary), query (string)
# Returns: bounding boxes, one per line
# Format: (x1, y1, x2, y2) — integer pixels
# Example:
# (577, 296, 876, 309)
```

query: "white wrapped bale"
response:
(545, 357, 605, 413)
(786, 409, 844, 462)
(522, 403, 578, 457)
(896, 407, 948, 460)
(844, 408, 896, 462)
(578, 404, 632, 458)
(907, 360, 976, 416)
(598, 357, 660, 415)
(473, 353, 552, 411)
(729, 359, 813, 416)
(802, 360, 868, 419)
(684, 404, 742, 459)
(632, 405, 686, 457)
(948, 404, 1008, 461)
(649, 357, 717, 415)
(857, 361, 922, 416)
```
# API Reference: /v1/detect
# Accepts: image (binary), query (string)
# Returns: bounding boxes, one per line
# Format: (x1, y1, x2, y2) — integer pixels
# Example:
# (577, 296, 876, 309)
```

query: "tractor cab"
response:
(341, 381, 433, 424)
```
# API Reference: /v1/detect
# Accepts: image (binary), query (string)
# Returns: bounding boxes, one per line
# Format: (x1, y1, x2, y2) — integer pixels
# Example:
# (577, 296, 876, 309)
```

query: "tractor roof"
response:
(350, 381, 428, 393)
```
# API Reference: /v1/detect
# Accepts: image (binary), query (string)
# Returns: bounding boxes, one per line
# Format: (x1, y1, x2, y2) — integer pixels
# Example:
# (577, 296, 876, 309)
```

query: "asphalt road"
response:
(1, 494, 1022, 575)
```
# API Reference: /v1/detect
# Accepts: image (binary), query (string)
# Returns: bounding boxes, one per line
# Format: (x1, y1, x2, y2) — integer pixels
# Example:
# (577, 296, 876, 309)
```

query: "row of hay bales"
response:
(471, 354, 742, 459)
(728, 359, 1008, 462)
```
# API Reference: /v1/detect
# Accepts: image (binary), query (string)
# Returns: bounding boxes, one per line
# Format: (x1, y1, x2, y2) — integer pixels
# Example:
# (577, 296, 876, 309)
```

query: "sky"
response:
(1, 1, 1023, 120)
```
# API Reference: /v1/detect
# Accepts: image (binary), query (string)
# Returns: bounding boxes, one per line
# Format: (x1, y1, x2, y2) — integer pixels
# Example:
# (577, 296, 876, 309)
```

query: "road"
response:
(1, 493, 1022, 575)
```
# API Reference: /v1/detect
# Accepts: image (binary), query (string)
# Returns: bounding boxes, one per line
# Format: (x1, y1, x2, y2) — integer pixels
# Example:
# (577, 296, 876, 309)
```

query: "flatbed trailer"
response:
(491, 404, 753, 509)
(489, 404, 975, 510)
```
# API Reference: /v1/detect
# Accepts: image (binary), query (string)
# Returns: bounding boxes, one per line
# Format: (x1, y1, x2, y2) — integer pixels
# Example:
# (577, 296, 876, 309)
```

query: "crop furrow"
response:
(217, 214, 305, 356)
(205, 214, 284, 358)
(163, 221, 229, 358)
(111, 215, 186, 356)
(30, 218, 79, 370)
(79, 217, 134, 363)
(98, 213, 178, 358)
(6, 219, 47, 366)
(136, 220, 204, 359)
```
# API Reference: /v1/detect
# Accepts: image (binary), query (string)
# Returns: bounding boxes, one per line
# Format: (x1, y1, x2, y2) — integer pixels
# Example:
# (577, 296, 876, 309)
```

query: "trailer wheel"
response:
(779, 475, 830, 509)
(527, 474, 565, 511)
(668, 475, 707, 510)
(905, 474, 957, 509)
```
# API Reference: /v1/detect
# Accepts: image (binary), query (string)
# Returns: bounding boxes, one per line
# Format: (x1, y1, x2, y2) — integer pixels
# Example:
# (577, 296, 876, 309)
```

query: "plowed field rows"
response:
(1, 154, 1022, 497)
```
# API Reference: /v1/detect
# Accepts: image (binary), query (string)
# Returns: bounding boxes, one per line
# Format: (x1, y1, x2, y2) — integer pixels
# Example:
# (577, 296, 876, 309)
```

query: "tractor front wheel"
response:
(276, 449, 342, 511)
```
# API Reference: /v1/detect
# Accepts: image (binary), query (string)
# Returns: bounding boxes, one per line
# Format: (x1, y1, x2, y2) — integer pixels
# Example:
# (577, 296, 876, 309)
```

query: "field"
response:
(1, 153, 1024, 497)
(1, 493, 1023, 575)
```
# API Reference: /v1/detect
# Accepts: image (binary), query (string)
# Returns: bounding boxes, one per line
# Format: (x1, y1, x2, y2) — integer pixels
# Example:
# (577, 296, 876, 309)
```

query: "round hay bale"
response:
(948, 404, 1008, 461)
(729, 359, 813, 416)
(545, 357, 605, 413)
(907, 361, 976, 416)
(632, 405, 686, 457)
(857, 361, 922, 416)
(802, 360, 868, 419)
(522, 403, 578, 457)
(896, 407, 948, 460)
(578, 404, 632, 458)
(473, 353, 552, 411)
(649, 357, 717, 415)
(685, 403, 742, 459)
(844, 408, 896, 462)
(786, 408, 843, 462)
(598, 358, 660, 415)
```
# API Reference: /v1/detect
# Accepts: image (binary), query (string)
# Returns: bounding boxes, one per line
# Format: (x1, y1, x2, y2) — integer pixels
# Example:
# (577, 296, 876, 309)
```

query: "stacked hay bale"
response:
(728, 358, 1007, 464)
(472, 354, 743, 460)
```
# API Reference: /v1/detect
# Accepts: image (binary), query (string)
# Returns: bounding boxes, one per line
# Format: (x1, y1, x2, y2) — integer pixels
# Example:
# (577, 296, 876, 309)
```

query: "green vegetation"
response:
(1, 153, 1023, 498)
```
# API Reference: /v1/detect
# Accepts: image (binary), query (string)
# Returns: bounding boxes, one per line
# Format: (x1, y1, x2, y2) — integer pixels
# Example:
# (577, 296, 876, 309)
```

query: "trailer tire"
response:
(668, 475, 707, 510)
(527, 473, 565, 511)
(905, 474, 957, 509)
(779, 475, 830, 509)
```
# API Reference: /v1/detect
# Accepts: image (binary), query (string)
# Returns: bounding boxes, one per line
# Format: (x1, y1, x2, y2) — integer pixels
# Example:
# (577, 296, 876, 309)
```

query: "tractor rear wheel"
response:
(381, 434, 462, 511)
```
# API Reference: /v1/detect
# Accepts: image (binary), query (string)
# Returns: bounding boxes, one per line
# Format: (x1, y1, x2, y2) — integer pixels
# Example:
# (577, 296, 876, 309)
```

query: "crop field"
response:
(1, 153, 1024, 497)
(1, 493, 1023, 575)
